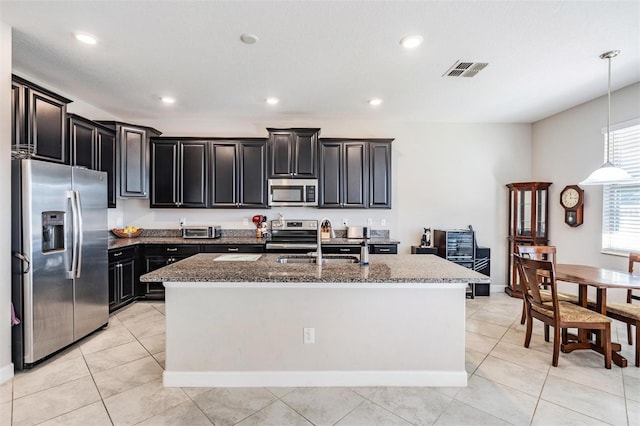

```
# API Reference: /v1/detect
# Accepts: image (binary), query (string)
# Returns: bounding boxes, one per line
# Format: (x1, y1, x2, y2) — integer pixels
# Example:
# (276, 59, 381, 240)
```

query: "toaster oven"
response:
(182, 226, 221, 239)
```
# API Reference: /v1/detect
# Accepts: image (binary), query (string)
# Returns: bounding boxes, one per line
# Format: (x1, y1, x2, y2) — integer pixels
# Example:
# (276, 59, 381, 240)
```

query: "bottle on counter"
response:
(360, 240, 369, 265)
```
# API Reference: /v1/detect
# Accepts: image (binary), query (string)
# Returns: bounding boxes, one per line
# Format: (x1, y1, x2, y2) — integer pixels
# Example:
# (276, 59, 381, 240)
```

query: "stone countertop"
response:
(139, 253, 489, 284)
(109, 236, 400, 250)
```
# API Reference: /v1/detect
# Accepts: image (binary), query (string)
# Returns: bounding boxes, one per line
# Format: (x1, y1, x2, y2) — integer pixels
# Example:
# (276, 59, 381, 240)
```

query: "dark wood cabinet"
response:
(200, 244, 264, 253)
(150, 139, 208, 208)
(267, 128, 319, 178)
(12, 75, 72, 164)
(322, 243, 398, 254)
(211, 139, 267, 208)
(108, 246, 138, 312)
(142, 245, 200, 297)
(98, 121, 162, 199)
(368, 141, 392, 208)
(319, 140, 367, 208)
(506, 182, 551, 297)
(319, 138, 392, 209)
(69, 114, 117, 207)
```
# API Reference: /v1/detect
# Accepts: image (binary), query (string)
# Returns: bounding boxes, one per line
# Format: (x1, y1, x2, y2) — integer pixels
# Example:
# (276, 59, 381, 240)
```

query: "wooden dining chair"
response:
(514, 254, 612, 368)
(517, 245, 579, 325)
(602, 252, 640, 366)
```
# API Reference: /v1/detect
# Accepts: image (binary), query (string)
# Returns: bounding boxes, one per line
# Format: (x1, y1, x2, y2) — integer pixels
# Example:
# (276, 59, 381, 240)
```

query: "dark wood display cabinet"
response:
(319, 139, 392, 209)
(12, 75, 72, 164)
(506, 182, 551, 297)
(109, 246, 138, 312)
(211, 139, 268, 208)
(68, 114, 117, 207)
(98, 121, 162, 199)
(150, 139, 208, 208)
(267, 128, 320, 178)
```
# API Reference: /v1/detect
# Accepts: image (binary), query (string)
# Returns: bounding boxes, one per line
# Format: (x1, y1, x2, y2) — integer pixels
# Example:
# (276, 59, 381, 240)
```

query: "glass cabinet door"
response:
(536, 188, 547, 238)
(517, 188, 532, 236)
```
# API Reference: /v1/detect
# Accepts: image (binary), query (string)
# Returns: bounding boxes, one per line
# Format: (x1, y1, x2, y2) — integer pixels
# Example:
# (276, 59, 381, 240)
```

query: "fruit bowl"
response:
(111, 228, 143, 238)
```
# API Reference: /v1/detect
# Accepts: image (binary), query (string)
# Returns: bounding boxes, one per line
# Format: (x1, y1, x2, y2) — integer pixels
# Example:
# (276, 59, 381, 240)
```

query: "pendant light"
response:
(580, 50, 636, 185)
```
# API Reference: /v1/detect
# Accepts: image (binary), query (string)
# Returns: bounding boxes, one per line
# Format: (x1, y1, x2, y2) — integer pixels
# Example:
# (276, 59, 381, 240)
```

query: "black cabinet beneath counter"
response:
(200, 244, 265, 253)
(321, 242, 398, 254)
(108, 246, 139, 312)
(142, 245, 200, 298)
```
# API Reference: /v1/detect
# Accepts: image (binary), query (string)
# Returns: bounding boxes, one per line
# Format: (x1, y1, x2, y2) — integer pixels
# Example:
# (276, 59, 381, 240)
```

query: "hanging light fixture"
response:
(580, 50, 636, 185)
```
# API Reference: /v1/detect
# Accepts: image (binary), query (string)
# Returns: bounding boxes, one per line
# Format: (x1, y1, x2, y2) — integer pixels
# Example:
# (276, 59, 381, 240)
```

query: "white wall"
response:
(0, 21, 14, 382)
(116, 121, 532, 289)
(532, 82, 640, 301)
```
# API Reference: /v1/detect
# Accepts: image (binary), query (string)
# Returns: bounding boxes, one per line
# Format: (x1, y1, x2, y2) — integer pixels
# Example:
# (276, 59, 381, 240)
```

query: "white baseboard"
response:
(0, 362, 14, 384)
(163, 370, 467, 388)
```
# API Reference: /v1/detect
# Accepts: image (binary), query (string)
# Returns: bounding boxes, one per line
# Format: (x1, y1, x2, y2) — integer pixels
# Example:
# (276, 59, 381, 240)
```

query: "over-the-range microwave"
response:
(267, 179, 318, 207)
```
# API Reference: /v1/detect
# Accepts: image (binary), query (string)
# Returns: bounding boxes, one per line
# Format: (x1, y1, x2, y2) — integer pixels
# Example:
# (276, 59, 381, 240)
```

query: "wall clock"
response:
(560, 185, 584, 227)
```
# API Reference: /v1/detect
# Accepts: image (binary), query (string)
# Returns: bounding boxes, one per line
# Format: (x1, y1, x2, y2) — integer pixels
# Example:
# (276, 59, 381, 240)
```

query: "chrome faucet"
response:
(316, 221, 323, 265)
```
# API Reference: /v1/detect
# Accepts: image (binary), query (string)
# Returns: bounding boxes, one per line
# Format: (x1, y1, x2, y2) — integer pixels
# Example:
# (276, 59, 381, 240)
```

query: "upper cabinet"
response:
(98, 121, 162, 199)
(68, 114, 117, 207)
(211, 139, 267, 208)
(267, 128, 319, 178)
(318, 138, 393, 209)
(12, 75, 72, 164)
(150, 139, 208, 208)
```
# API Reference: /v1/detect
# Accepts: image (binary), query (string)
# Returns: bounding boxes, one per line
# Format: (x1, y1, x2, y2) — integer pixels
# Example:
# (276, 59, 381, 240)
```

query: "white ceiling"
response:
(1, 1, 639, 125)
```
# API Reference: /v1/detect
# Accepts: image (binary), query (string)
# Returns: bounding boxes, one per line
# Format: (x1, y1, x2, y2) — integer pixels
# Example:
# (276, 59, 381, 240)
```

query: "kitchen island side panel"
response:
(164, 284, 466, 387)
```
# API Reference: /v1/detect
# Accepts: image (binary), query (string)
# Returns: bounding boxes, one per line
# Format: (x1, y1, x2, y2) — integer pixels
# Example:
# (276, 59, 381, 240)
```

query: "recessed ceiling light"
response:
(240, 33, 259, 44)
(161, 96, 176, 104)
(400, 34, 423, 49)
(74, 32, 97, 45)
(368, 98, 383, 106)
(266, 97, 279, 105)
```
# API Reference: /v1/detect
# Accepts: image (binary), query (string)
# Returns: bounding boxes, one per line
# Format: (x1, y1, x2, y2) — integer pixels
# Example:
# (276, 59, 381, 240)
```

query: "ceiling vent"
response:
(443, 61, 488, 77)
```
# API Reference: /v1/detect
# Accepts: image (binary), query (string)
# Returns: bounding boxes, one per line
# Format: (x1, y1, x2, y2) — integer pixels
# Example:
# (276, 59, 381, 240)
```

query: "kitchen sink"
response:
(276, 255, 360, 264)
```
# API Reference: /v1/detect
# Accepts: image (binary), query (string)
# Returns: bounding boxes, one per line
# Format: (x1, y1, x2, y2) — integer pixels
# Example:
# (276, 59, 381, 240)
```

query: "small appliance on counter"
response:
(347, 226, 370, 239)
(252, 215, 268, 238)
(182, 226, 222, 239)
(420, 228, 433, 247)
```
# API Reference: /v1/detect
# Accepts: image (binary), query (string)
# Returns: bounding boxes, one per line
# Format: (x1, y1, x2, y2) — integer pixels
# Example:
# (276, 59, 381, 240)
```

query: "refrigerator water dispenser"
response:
(42, 211, 65, 253)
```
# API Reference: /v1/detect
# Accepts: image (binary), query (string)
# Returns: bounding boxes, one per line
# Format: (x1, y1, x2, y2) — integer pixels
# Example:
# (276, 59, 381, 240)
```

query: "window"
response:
(602, 119, 640, 253)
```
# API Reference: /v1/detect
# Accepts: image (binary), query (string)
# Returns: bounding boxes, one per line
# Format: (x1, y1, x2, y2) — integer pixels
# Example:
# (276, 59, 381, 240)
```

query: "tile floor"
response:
(0, 293, 639, 425)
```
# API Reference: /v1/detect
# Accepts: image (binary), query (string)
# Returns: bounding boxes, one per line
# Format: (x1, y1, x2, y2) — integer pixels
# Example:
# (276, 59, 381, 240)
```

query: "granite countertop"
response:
(139, 253, 489, 284)
(109, 236, 400, 250)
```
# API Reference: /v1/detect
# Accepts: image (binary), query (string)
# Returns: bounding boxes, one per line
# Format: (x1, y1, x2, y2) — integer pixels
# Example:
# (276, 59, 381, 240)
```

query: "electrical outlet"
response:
(367, 218, 373, 226)
(381, 219, 386, 227)
(303, 327, 315, 344)
(343, 218, 348, 227)
(179, 217, 186, 227)
(243, 218, 249, 226)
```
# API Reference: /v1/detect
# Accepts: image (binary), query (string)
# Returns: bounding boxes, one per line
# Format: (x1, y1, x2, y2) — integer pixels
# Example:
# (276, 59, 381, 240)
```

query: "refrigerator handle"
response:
(68, 190, 79, 279)
(74, 190, 84, 279)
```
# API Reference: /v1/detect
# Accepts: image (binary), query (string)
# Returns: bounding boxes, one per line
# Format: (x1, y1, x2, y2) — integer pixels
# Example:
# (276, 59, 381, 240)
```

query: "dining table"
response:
(554, 263, 640, 367)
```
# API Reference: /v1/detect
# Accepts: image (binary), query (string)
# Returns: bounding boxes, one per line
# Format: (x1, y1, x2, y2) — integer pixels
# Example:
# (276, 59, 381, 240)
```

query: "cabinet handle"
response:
(339, 248, 350, 252)
(166, 248, 178, 252)
(379, 248, 391, 252)
(113, 252, 123, 257)
(227, 247, 239, 252)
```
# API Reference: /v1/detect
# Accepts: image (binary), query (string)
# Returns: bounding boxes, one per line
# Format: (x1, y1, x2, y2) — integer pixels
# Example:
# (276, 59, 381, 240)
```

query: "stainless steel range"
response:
(266, 219, 318, 253)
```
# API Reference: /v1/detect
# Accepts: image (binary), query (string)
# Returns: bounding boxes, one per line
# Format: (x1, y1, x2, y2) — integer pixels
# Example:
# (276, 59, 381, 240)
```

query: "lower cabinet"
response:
(322, 243, 398, 254)
(108, 246, 138, 312)
(142, 245, 201, 297)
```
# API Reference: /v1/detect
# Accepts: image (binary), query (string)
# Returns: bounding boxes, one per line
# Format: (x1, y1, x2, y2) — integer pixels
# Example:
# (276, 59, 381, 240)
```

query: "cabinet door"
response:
(368, 142, 391, 208)
(97, 128, 117, 208)
(120, 126, 148, 197)
(318, 142, 342, 207)
(343, 142, 367, 207)
(239, 141, 267, 207)
(119, 258, 136, 302)
(108, 263, 117, 309)
(293, 129, 318, 177)
(69, 117, 95, 169)
(269, 132, 293, 177)
(150, 141, 179, 207)
(11, 82, 24, 148)
(211, 142, 238, 207)
(180, 141, 208, 207)
(27, 88, 68, 164)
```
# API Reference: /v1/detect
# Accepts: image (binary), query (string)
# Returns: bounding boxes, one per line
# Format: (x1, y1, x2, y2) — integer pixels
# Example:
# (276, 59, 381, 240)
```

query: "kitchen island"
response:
(140, 253, 489, 388)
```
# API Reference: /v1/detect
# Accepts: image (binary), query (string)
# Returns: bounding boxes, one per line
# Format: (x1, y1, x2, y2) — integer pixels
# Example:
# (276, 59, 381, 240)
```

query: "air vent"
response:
(443, 61, 488, 78)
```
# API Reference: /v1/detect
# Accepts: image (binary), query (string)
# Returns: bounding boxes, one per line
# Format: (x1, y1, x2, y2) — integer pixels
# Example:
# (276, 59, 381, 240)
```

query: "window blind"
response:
(602, 121, 640, 253)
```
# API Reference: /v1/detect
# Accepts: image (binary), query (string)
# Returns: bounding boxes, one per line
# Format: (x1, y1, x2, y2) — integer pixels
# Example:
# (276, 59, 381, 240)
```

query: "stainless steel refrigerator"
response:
(12, 159, 109, 369)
